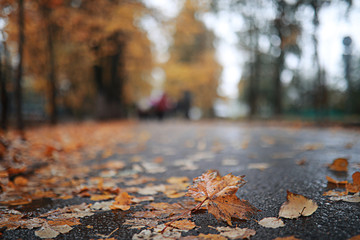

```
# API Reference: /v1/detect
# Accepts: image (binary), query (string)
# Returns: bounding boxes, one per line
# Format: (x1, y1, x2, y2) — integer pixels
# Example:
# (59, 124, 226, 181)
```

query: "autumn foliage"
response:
(186, 170, 259, 225)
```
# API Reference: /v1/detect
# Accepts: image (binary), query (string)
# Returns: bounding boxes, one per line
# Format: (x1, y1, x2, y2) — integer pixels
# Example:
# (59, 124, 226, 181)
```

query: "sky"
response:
(143, 0, 360, 100)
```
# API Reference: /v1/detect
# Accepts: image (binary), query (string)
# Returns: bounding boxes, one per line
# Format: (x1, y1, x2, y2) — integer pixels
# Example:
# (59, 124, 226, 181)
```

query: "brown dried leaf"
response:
(216, 226, 256, 239)
(13, 176, 28, 186)
(326, 176, 348, 187)
(346, 172, 360, 193)
(186, 171, 258, 225)
(170, 219, 196, 230)
(90, 194, 114, 201)
(48, 218, 81, 227)
(258, 217, 285, 228)
(322, 190, 347, 197)
(0, 197, 32, 206)
(182, 233, 227, 240)
(328, 158, 348, 172)
(133, 200, 197, 220)
(296, 159, 307, 166)
(248, 163, 270, 171)
(273, 236, 302, 240)
(279, 191, 318, 219)
(123, 218, 158, 229)
(110, 192, 132, 210)
(35, 224, 59, 239)
(131, 196, 154, 203)
(349, 235, 360, 240)
(329, 192, 360, 202)
(166, 176, 190, 184)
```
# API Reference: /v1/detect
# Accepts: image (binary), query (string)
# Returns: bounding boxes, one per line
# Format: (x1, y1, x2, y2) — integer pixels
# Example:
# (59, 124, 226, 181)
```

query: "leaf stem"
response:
(161, 197, 208, 234)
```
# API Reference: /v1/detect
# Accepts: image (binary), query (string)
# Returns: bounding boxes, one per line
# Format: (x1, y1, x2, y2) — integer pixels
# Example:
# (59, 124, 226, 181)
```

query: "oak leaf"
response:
(186, 171, 258, 225)
(279, 191, 318, 219)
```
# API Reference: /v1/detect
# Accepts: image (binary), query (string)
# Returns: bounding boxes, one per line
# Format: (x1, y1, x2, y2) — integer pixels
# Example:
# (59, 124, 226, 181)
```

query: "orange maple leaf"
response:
(161, 171, 258, 233)
(186, 170, 259, 225)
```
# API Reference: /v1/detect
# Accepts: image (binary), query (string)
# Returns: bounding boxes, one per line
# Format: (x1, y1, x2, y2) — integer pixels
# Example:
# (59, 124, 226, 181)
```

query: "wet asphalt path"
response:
(2, 121, 360, 239)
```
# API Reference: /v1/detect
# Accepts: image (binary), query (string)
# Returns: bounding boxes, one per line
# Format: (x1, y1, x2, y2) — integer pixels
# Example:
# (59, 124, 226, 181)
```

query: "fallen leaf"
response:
(329, 192, 360, 203)
(0, 198, 32, 206)
(326, 176, 348, 187)
(131, 196, 154, 203)
(13, 176, 28, 186)
(216, 226, 256, 239)
(271, 152, 294, 159)
(133, 200, 197, 220)
(123, 218, 158, 229)
(182, 233, 227, 240)
(35, 223, 60, 239)
(345, 142, 354, 149)
(48, 218, 80, 227)
(328, 158, 348, 172)
(273, 236, 301, 240)
(90, 194, 114, 201)
(346, 172, 360, 193)
(51, 224, 72, 234)
(110, 192, 132, 210)
(222, 159, 239, 166)
(186, 171, 259, 225)
(153, 156, 164, 163)
(296, 159, 307, 166)
(323, 190, 347, 197)
(91, 201, 113, 211)
(258, 217, 285, 228)
(125, 176, 156, 186)
(279, 191, 318, 219)
(248, 163, 270, 171)
(166, 176, 189, 184)
(170, 219, 196, 230)
(301, 143, 323, 151)
(165, 190, 186, 198)
(349, 235, 360, 240)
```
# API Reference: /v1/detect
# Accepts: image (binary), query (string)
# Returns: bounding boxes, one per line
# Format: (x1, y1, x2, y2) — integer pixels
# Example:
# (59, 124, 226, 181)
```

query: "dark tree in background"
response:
(40, 2, 58, 125)
(15, 0, 25, 136)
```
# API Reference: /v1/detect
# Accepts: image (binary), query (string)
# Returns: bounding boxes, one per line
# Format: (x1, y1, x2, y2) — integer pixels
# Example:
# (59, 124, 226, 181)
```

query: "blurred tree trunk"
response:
(310, 1, 328, 117)
(273, 3, 285, 116)
(15, 0, 25, 137)
(0, 42, 8, 131)
(93, 33, 126, 119)
(248, 23, 260, 118)
(249, 52, 260, 117)
(47, 21, 57, 124)
(41, 5, 57, 125)
(273, 50, 284, 116)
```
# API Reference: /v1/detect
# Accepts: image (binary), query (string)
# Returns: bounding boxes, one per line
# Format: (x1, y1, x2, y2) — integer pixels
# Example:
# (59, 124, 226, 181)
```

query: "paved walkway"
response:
(1, 120, 360, 239)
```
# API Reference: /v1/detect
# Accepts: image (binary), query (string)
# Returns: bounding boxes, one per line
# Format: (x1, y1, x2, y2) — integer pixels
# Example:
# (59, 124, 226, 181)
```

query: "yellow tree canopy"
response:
(163, 0, 221, 114)
(1, 0, 154, 114)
